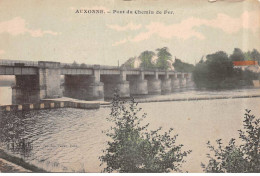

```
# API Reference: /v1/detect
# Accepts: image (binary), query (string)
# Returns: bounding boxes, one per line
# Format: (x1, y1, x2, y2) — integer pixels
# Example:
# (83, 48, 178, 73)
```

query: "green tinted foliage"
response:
(251, 49, 260, 64)
(121, 47, 176, 70)
(230, 48, 245, 61)
(139, 51, 155, 69)
(100, 92, 191, 173)
(202, 110, 260, 173)
(156, 47, 172, 70)
(244, 51, 252, 61)
(192, 61, 209, 89)
(122, 57, 136, 69)
(173, 58, 195, 72)
(193, 51, 237, 89)
(192, 50, 258, 90)
(242, 49, 260, 62)
(230, 48, 260, 63)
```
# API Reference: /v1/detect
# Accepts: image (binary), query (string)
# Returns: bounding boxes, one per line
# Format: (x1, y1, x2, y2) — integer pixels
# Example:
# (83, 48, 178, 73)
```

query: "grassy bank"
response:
(0, 148, 47, 173)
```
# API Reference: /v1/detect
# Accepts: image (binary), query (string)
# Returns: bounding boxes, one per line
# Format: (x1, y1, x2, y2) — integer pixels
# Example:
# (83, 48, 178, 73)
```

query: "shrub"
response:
(100, 92, 191, 173)
(202, 109, 260, 173)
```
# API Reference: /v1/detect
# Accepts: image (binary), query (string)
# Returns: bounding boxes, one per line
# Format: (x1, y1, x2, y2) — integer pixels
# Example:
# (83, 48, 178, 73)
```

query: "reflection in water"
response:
(0, 87, 12, 105)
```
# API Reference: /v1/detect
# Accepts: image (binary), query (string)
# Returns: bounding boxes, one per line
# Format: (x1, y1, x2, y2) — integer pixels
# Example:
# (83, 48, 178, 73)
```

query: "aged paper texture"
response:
(0, 0, 260, 173)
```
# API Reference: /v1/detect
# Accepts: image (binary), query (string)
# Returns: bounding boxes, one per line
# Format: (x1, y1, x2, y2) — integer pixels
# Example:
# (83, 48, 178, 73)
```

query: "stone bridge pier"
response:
(127, 70, 148, 95)
(12, 61, 62, 104)
(102, 68, 130, 99)
(186, 73, 195, 89)
(38, 62, 62, 99)
(64, 65, 104, 101)
(170, 74, 180, 92)
(179, 73, 187, 89)
(160, 71, 171, 94)
(146, 70, 161, 95)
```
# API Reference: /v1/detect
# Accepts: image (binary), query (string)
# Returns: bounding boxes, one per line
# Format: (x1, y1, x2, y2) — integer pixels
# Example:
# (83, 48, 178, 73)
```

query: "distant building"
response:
(233, 61, 260, 73)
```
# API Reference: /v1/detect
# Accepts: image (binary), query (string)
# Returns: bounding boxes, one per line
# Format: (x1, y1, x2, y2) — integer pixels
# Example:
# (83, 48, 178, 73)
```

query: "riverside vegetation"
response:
(99, 91, 191, 173)
(202, 109, 260, 173)
(193, 50, 259, 89)
(68, 47, 259, 90)
(63, 47, 260, 90)
(100, 92, 260, 173)
(121, 47, 260, 90)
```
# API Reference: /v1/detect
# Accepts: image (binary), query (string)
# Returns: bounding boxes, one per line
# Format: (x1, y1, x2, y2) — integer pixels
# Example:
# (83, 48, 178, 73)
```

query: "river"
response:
(0, 86, 260, 172)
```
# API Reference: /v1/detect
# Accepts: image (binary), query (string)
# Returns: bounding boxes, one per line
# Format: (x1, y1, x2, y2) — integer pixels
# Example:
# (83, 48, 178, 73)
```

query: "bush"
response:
(193, 50, 257, 90)
(202, 109, 260, 173)
(100, 92, 191, 173)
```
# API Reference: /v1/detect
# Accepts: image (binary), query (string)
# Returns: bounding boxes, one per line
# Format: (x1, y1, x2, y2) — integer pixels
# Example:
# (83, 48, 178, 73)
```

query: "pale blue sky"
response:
(0, 0, 259, 65)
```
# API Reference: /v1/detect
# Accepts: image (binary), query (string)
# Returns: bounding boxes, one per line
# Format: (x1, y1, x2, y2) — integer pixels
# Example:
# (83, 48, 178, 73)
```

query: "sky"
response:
(0, 0, 259, 65)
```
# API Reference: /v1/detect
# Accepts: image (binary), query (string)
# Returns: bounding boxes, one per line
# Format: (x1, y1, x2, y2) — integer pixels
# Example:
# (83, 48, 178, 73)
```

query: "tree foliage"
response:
(202, 109, 260, 173)
(121, 57, 136, 69)
(121, 47, 174, 70)
(244, 51, 252, 61)
(173, 58, 195, 72)
(156, 47, 172, 70)
(139, 51, 155, 69)
(193, 51, 237, 89)
(192, 50, 258, 89)
(100, 92, 191, 173)
(230, 48, 260, 63)
(251, 49, 260, 63)
(230, 48, 245, 61)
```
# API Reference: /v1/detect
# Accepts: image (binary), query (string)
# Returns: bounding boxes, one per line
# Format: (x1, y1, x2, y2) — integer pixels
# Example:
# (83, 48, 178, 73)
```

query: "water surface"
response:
(1, 96, 259, 172)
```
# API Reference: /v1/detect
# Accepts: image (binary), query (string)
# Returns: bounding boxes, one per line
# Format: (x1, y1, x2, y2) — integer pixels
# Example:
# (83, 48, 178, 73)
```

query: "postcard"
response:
(0, 0, 259, 173)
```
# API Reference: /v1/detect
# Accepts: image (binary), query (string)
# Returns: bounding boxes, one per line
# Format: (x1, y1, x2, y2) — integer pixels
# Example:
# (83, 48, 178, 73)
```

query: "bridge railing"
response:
(60, 63, 94, 69)
(60, 63, 120, 70)
(0, 59, 38, 67)
(59, 64, 173, 72)
(0, 59, 178, 73)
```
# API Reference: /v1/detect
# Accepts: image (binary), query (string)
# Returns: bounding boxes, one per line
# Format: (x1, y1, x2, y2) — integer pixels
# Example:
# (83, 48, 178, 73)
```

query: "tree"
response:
(192, 49, 259, 89)
(100, 91, 191, 173)
(72, 61, 78, 67)
(173, 58, 195, 72)
(243, 49, 260, 63)
(121, 57, 136, 68)
(251, 49, 260, 64)
(139, 51, 155, 69)
(192, 60, 209, 89)
(80, 63, 87, 68)
(244, 51, 252, 61)
(193, 51, 237, 89)
(230, 48, 245, 61)
(207, 51, 235, 88)
(156, 47, 172, 70)
(202, 109, 260, 173)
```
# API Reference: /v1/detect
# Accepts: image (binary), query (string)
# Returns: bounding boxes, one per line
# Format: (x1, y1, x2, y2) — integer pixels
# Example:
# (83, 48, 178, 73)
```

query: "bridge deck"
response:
(0, 66, 38, 75)
(0, 60, 184, 76)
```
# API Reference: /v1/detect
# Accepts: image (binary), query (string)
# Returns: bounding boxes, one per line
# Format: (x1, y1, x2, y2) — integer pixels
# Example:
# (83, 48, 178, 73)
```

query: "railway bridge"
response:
(0, 60, 194, 104)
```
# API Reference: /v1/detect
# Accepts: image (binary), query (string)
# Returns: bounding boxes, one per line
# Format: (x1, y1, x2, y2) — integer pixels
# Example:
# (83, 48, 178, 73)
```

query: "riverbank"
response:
(135, 94, 260, 103)
(100, 88, 260, 106)
(1, 91, 260, 111)
(131, 88, 260, 103)
(0, 148, 46, 173)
